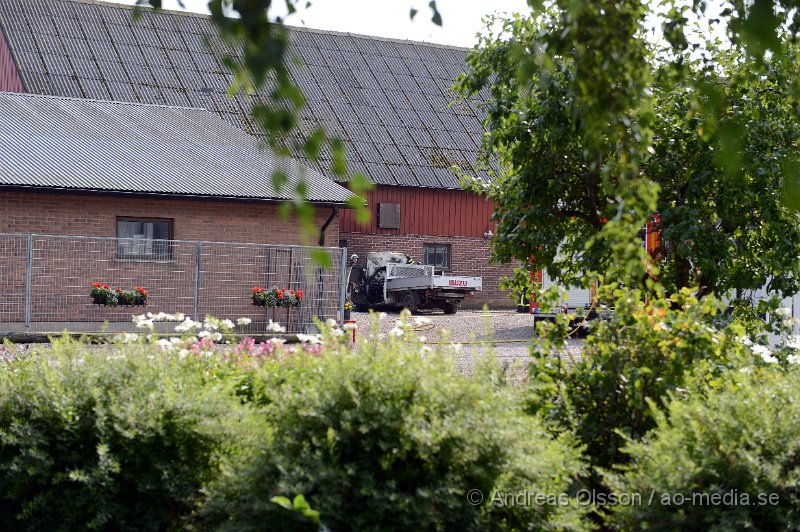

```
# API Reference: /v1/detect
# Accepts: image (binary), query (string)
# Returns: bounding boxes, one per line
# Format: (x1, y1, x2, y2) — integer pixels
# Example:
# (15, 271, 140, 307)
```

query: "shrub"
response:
(203, 314, 590, 531)
(0, 336, 261, 530)
(608, 368, 800, 529)
(527, 289, 752, 477)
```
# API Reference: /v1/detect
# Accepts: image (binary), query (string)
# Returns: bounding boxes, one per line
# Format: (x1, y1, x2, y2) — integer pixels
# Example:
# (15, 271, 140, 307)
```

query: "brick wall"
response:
(342, 232, 518, 309)
(0, 189, 339, 244)
(0, 190, 344, 331)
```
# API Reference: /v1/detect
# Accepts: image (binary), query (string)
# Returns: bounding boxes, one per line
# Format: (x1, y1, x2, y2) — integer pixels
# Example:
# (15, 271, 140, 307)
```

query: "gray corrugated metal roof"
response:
(0, 0, 490, 189)
(0, 91, 356, 204)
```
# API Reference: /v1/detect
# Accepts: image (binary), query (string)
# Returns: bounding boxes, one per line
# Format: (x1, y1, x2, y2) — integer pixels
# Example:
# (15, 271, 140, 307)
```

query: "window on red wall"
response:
(116, 217, 173, 259)
(423, 243, 451, 270)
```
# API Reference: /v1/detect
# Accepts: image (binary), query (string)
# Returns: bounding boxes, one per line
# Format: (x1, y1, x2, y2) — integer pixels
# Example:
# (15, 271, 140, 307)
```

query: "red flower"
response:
(103, 284, 109, 289)
(297, 290, 303, 298)
(278, 294, 284, 299)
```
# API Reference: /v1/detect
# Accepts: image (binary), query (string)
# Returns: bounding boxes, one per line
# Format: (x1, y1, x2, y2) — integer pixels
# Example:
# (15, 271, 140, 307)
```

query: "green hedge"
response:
(528, 291, 751, 476)
(203, 321, 590, 531)
(0, 337, 261, 531)
(0, 317, 594, 530)
(608, 368, 800, 529)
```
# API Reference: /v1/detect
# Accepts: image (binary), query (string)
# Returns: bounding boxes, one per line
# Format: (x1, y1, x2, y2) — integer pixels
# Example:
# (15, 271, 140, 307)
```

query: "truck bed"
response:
(384, 264, 482, 292)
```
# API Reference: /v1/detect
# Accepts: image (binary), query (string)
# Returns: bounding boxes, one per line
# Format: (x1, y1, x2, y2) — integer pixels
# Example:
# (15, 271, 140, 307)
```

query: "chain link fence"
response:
(0, 233, 347, 334)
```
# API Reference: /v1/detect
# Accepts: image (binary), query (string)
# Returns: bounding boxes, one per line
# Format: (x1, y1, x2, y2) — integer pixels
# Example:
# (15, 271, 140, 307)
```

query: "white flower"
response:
(221, 319, 235, 329)
(198, 330, 212, 339)
(412, 316, 432, 325)
(211, 332, 223, 341)
(175, 318, 199, 332)
(388, 327, 404, 338)
(174, 312, 185, 321)
(269, 337, 286, 346)
(236, 317, 252, 326)
(342, 323, 357, 331)
(297, 333, 322, 344)
(776, 307, 793, 318)
(135, 318, 154, 329)
(752, 344, 778, 364)
(784, 318, 800, 328)
(377, 312, 387, 321)
(658, 322, 669, 331)
(786, 336, 800, 350)
(203, 320, 219, 331)
(266, 320, 286, 333)
(119, 333, 138, 343)
(739, 366, 753, 374)
(326, 318, 337, 328)
(331, 328, 345, 337)
(788, 354, 800, 365)
(738, 336, 753, 347)
(178, 349, 189, 359)
(157, 338, 172, 350)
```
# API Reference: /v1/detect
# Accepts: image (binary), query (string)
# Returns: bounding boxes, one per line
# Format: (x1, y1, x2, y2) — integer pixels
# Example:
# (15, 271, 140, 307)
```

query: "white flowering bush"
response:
(733, 305, 800, 372)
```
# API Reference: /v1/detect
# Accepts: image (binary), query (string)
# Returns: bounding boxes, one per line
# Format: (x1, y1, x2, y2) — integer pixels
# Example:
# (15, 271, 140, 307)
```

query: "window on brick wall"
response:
(423, 243, 451, 270)
(116, 218, 172, 259)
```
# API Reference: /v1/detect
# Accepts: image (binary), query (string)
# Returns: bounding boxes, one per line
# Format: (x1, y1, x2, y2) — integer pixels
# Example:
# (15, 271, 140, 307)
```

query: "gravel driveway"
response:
(351, 309, 583, 382)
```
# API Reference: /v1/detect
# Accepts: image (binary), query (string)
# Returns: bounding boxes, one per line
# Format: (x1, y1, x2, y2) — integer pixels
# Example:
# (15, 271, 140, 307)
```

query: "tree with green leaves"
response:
(456, 2, 800, 303)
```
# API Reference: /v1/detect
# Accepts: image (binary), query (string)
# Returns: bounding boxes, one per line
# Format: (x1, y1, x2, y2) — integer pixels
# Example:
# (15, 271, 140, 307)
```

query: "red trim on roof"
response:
(0, 29, 22, 93)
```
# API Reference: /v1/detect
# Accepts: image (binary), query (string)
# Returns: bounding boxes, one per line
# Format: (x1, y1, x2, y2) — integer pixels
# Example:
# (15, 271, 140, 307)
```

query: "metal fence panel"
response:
(0, 233, 345, 334)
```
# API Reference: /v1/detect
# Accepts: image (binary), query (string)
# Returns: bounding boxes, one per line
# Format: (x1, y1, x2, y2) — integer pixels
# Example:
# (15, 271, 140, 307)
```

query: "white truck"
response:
(348, 252, 482, 314)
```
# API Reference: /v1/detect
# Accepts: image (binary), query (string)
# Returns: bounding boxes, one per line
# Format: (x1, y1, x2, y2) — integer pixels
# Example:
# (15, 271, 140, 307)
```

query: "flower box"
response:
(251, 287, 304, 308)
(90, 283, 149, 306)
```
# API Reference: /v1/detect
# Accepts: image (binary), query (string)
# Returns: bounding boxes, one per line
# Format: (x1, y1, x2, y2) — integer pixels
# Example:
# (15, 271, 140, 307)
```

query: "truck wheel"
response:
(401, 292, 418, 314)
(443, 302, 459, 315)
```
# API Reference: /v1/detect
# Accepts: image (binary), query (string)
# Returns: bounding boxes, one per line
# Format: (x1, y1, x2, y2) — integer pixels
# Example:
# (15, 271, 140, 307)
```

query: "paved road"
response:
(352, 309, 583, 382)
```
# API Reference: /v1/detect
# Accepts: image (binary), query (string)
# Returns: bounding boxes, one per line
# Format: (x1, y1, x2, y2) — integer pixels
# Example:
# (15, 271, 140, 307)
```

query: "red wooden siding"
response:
(340, 185, 496, 238)
(0, 29, 22, 93)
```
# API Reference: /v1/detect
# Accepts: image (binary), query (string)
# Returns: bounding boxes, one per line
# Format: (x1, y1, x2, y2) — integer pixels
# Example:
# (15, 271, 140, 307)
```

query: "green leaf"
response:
(271, 170, 289, 193)
(271, 496, 293, 510)
(429, 1, 442, 26)
(310, 248, 332, 268)
(331, 138, 347, 177)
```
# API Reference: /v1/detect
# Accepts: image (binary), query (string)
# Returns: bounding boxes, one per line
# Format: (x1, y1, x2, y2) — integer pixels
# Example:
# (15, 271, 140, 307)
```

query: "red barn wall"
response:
(340, 185, 495, 237)
(0, 30, 23, 93)
(339, 186, 517, 309)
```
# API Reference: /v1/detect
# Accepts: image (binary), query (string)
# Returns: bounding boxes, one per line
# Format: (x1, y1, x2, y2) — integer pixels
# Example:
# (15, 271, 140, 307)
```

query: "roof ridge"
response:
(59, 0, 471, 51)
(0, 90, 206, 112)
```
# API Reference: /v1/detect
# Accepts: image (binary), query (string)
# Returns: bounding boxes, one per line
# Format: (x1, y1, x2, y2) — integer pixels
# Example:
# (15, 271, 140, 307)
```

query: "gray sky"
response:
(117, 0, 531, 47)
